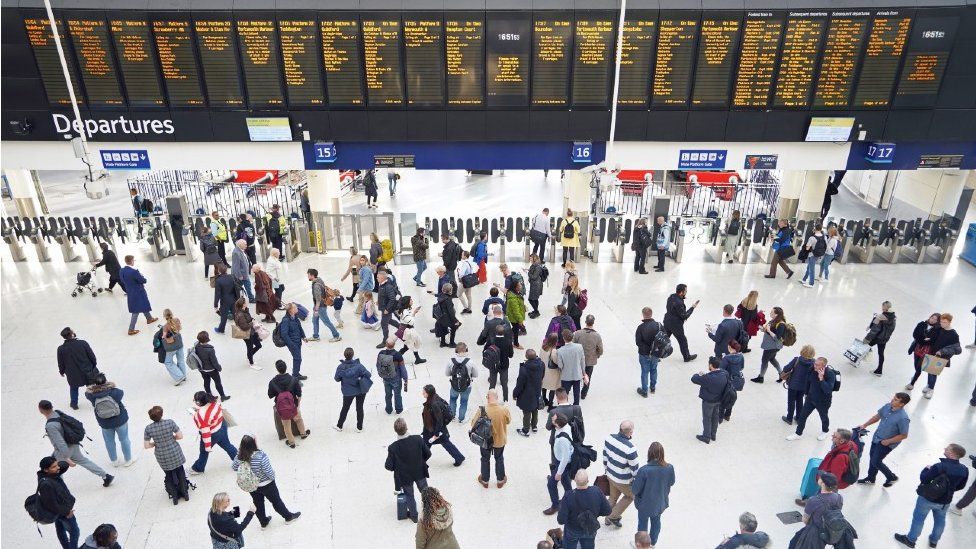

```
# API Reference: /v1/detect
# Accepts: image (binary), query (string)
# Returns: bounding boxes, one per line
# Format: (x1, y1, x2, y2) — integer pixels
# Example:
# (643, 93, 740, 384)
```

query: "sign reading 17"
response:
(314, 142, 337, 163)
(865, 143, 895, 163)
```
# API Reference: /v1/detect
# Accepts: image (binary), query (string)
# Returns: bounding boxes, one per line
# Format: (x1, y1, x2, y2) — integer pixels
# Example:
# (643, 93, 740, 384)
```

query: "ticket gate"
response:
(2, 225, 26, 261)
(671, 221, 685, 264)
(920, 223, 958, 264)
(872, 220, 904, 264)
(145, 218, 174, 261)
(181, 227, 197, 262)
(53, 228, 81, 262)
(899, 219, 929, 264)
(848, 220, 879, 263)
(79, 232, 100, 263)
(737, 219, 754, 264)
(28, 226, 51, 262)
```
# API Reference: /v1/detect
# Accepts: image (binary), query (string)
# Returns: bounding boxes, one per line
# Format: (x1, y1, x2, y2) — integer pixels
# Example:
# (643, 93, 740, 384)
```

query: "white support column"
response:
(562, 170, 591, 215)
(777, 171, 805, 219)
(306, 170, 342, 214)
(797, 170, 831, 221)
(4, 169, 42, 217)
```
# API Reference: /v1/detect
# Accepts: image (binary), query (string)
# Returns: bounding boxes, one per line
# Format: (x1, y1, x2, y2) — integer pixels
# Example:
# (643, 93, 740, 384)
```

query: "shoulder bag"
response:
(208, 514, 244, 549)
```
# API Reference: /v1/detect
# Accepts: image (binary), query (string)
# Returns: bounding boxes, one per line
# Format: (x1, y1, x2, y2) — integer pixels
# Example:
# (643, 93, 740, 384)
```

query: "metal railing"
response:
(128, 170, 306, 219)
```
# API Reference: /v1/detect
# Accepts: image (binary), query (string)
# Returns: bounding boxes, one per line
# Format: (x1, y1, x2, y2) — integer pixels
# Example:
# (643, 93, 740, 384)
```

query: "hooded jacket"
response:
(80, 534, 122, 549)
(513, 357, 545, 411)
(415, 505, 460, 549)
(720, 353, 745, 391)
(819, 440, 858, 490)
(716, 531, 771, 549)
(865, 311, 897, 345)
(37, 462, 75, 517)
(57, 338, 98, 387)
(783, 356, 815, 391)
(84, 382, 128, 429)
(334, 358, 371, 396)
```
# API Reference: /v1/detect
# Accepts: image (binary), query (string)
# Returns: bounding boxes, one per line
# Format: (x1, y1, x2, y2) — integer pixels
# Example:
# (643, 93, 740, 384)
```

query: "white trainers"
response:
(123, 455, 139, 467)
(249, 364, 263, 371)
(905, 384, 914, 390)
(332, 425, 343, 432)
(111, 460, 123, 468)
(817, 432, 830, 441)
(923, 388, 934, 399)
(329, 337, 342, 342)
(786, 434, 802, 441)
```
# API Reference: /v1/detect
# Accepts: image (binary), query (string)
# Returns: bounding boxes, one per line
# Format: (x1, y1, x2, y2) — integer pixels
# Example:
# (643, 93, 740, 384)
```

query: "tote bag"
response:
(921, 354, 948, 375)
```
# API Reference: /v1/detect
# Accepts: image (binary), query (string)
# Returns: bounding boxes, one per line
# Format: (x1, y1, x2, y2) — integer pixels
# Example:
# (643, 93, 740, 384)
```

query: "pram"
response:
(71, 269, 103, 298)
(843, 338, 872, 367)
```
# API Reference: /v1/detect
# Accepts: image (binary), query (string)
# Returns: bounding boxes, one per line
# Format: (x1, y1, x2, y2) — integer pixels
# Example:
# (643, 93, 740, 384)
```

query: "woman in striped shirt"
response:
(232, 435, 302, 528)
(190, 391, 238, 474)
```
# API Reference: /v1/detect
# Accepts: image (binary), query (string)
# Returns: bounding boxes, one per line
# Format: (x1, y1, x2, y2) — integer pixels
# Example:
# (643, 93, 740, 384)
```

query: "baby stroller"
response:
(71, 269, 103, 298)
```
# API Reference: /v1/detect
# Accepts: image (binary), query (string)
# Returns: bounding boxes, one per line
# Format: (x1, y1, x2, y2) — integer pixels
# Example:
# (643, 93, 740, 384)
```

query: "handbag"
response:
(162, 332, 183, 352)
(913, 343, 931, 358)
(594, 474, 610, 497)
(222, 408, 238, 428)
(921, 354, 948, 375)
(395, 324, 407, 340)
(778, 246, 795, 260)
(208, 514, 244, 549)
(231, 324, 251, 340)
(253, 323, 271, 341)
(209, 276, 217, 289)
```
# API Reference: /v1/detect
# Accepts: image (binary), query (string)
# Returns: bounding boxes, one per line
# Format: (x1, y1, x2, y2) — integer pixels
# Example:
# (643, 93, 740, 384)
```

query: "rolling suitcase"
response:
(799, 457, 823, 499)
(396, 492, 409, 520)
(274, 408, 302, 441)
(843, 338, 871, 367)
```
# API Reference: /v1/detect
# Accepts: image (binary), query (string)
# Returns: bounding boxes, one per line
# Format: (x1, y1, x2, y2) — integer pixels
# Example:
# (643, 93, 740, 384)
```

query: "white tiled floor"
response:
(3, 199, 976, 548)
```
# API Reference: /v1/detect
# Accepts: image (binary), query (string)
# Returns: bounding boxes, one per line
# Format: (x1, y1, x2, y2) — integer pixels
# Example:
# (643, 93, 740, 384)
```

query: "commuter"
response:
(557, 469, 612, 548)
(231, 239, 255, 302)
(863, 301, 898, 377)
(446, 343, 477, 422)
(251, 264, 277, 323)
(514, 349, 545, 436)
(415, 487, 461, 549)
(80, 524, 120, 549)
(440, 233, 462, 287)
(84, 373, 135, 467)
(361, 292, 381, 330)
(198, 227, 223, 281)
(307, 269, 341, 343)
(130, 187, 144, 216)
(207, 492, 256, 548)
(233, 297, 263, 370)
(917, 313, 961, 399)
(751, 306, 787, 383)
(531, 207, 552, 261)
(781, 345, 816, 425)
(265, 248, 285, 306)
(692, 358, 729, 444)
(555, 329, 587, 405)
(194, 332, 230, 401)
(119, 255, 158, 335)
(564, 275, 584, 331)
(722, 210, 742, 263)
(799, 222, 826, 288)
(160, 309, 188, 385)
(602, 421, 640, 528)
(235, 213, 257, 265)
(471, 389, 511, 488)
(368, 232, 383, 267)
(906, 313, 941, 390)
(212, 263, 240, 334)
(949, 452, 976, 516)
(264, 205, 287, 261)
(93, 242, 123, 292)
(341, 247, 361, 302)
(210, 211, 229, 265)
(719, 341, 745, 421)
(506, 281, 528, 349)
(715, 512, 770, 549)
(36, 456, 80, 549)
(232, 435, 302, 527)
(787, 472, 847, 549)
(572, 315, 603, 400)
(375, 271, 400, 348)
(143, 405, 188, 504)
(632, 442, 676, 545)
(412, 227, 429, 287)
(653, 216, 671, 272)
(39, 400, 113, 486)
(363, 169, 379, 208)
(735, 290, 759, 352)
(634, 532, 653, 549)
(268, 360, 309, 448)
(894, 444, 970, 548)
(472, 231, 490, 284)
(190, 392, 237, 474)
(707, 304, 742, 359)
(527, 254, 546, 318)
(387, 169, 399, 196)
(561, 261, 578, 306)
(421, 384, 465, 466)
(481, 287, 506, 320)
(635, 307, 663, 398)
(557, 209, 581, 266)
(969, 305, 976, 349)
(540, 333, 562, 408)
(386, 417, 431, 523)
(455, 251, 477, 313)
(435, 283, 460, 348)
(857, 392, 911, 487)
(333, 348, 372, 432)
(795, 429, 859, 506)
(357, 255, 375, 314)
(279, 303, 306, 380)
(377, 338, 409, 415)
(663, 284, 699, 362)
(819, 226, 840, 281)
(543, 413, 576, 516)
(57, 327, 98, 410)
(632, 218, 652, 274)
(396, 299, 427, 364)
(764, 219, 795, 279)
(787, 357, 836, 441)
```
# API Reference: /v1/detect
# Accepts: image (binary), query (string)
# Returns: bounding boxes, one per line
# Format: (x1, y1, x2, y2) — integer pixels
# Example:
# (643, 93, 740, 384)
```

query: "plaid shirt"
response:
(144, 419, 185, 471)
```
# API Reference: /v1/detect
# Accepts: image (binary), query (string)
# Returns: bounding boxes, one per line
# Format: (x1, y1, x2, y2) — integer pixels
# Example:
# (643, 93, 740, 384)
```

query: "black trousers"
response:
(164, 466, 189, 501)
(532, 238, 547, 262)
(216, 240, 227, 265)
(251, 480, 294, 523)
(634, 248, 647, 272)
(786, 389, 805, 422)
(480, 446, 506, 482)
(338, 394, 366, 429)
(108, 274, 123, 291)
(667, 325, 692, 360)
(488, 366, 510, 401)
(562, 246, 576, 265)
(440, 324, 458, 345)
(244, 332, 263, 365)
(795, 399, 830, 435)
(656, 248, 666, 270)
(870, 341, 887, 373)
(529, 298, 540, 314)
(522, 408, 538, 431)
(201, 370, 227, 399)
(580, 365, 594, 399)
(348, 282, 359, 301)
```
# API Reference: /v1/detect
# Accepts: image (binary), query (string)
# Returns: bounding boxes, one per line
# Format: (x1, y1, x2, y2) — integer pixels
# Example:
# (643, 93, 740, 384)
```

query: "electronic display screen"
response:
(616, 12, 656, 108)
(194, 17, 245, 107)
(445, 13, 484, 107)
(320, 15, 365, 106)
(24, 17, 85, 106)
(733, 11, 785, 108)
(893, 15, 959, 109)
(773, 12, 827, 108)
(66, 17, 124, 107)
(403, 14, 445, 108)
(109, 17, 165, 107)
(653, 12, 699, 107)
(237, 16, 285, 108)
(691, 12, 741, 108)
(152, 18, 205, 106)
(279, 17, 325, 107)
(572, 13, 615, 108)
(853, 11, 912, 108)
(531, 13, 573, 107)
(813, 12, 870, 109)
(362, 14, 404, 107)
(486, 12, 531, 108)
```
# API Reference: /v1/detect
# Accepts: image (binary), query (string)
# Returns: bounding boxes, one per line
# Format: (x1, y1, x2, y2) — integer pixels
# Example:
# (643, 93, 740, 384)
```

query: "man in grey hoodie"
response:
(554, 329, 588, 405)
(715, 512, 770, 548)
(38, 400, 114, 486)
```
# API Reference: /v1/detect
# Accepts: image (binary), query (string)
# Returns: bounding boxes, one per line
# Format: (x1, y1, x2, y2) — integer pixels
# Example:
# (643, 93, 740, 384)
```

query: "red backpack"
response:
(577, 289, 589, 310)
(275, 391, 298, 420)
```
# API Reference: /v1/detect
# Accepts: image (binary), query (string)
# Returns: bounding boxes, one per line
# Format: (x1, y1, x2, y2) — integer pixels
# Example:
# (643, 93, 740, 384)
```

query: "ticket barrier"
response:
(921, 223, 958, 264)
(708, 220, 742, 263)
(53, 228, 81, 263)
(79, 232, 100, 263)
(671, 222, 685, 264)
(836, 225, 853, 264)
(2, 225, 26, 261)
(181, 227, 197, 263)
(873, 220, 905, 264)
(145, 219, 174, 262)
(28, 226, 51, 262)
(786, 220, 811, 264)
(899, 219, 929, 264)
(848, 221, 879, 263)
(737, 219, 753, 264)
(750, 218, 776, 263)
(289, 218, 306, 257)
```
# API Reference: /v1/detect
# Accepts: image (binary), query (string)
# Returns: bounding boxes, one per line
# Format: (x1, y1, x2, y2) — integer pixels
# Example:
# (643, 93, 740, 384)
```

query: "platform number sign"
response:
(865, 143, 895, 164)
(314, 142, 337, 164)
(571, 141, 593, 163)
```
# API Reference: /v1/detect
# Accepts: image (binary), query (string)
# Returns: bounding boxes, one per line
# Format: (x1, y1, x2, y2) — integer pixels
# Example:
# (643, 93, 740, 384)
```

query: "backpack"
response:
(482, 344, 500, 369)
(93, 395, 121, 420)
(562, 219, 576, 239)
(140, 197, 154, 214)
(437, 397, 455, 424)
(152, 328, 164, 354)
(813, 235, 827, 257)
(272, 323, 287, 348)
(186, 345, 202, 370)
(556, 316, 574, 336)
(236, 460, 260, 493)
(49, 412, 86, 445)
(917, 472, 952, 502)
(508, 272, 525, 295)
(25, 481, 57, 525)
(818, 507, 851, 545)
(577, 289, 588, 310)
(781, 323, 798, 347)
(841, 446, 860, 485)
(727, 219, 740, 236)
(539, 265, 550, 283)
(650, 328, 673, 359)
(575, 507, 601, 536)
(376, 352, 398, 379)
(558, 431, 597, 472)
(720, 376, 738, 410)
(450, 358, 472, 392)
(735, 320, 750, 348)
(275, 390, 298, 420)
(432, 301, 444, 319)
(831, 368, 842, 392)
(469, 241, 480, 258)
(469, 406, 494, 449)
(379, 239, 394, 263)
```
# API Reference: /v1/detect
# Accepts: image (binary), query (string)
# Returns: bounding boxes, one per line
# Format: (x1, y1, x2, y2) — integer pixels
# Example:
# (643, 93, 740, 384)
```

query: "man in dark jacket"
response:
(195, 332, 229, 401)
(546, 388, 584, 443)
(280, 304, 307, 380)
(375, 271, 400, 349)
(708, 304, 742, 359)
(411, 228, 429, 287)
(895, 443, 970, 548)
(235, 214, 257, 265)
(57, 328, 98, 410)
(268, 360, 308, 445)
(632, 219, 652, 274)
(788, 358, 836, 441)
(513, 349, 545, 436)
(716, 512, 770, 549)
(663, 284, 699, 362)
(37, 456, 79, 549)
(557, 469, 612, 548)
(93, 242, 123, 292)
(385, 417, 431, 523)
(692, 358, 729, 443)
(635, 307, 662, 397)
(440, 234, 461, 286)
(212, 264, 241, 334)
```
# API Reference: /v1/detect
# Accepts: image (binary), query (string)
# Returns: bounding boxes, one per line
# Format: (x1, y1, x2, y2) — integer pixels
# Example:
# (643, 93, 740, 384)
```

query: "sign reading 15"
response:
(865, 142, 895, 164)
(314, 142, 337, 163)
(572, 141, 593, 163)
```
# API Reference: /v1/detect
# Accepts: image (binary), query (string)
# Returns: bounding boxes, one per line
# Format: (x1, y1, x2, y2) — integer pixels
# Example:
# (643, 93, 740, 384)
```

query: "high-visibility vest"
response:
(214, 220, 228, 242)
(264, 214, 288, 236)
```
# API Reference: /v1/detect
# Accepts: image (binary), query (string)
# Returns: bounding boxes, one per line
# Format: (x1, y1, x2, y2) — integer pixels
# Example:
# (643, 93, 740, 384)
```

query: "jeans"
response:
(251, 480, 296, 523)
(907, 496, 949, 543)
(312, 307, 339, 339)
(164, 348, 187, 381)
(563, 530, 596, 549)
(338, 394, 366, 429)
(289, 346, 302, 376)
(801, 255, 818, 284)
(216, 306, 232, 333)
(388, 174, 397, 195)
(656, 248, 666, 270)
(400, 477, 428, 520)
(795, 399, 830, 436)
(384, 378, 403, 414)
(69, 385, 80, 408)
(430, 435, 465, 463)
(449, 387, 471, 421)
(191, 423, 237, 472)
(561, 379, 581, 405)
(239, 277, 255, 301)
(637, 511, 663, 545)
(128, 311, 152, 331)
(786, 389, 804, 422)
(760, 349, 781, 377)
(866, 441, 896, 482)
(201, 370, 227, 399)
(819, 254, 833, 279)
(55, 514, 80, 549)
(639, 354, 659, 392)
(489, 367, 510, 401)
(547, 463, 573, 506)
(414, 259, 427, 284)
(101, 423, 132, 462)
(480, 446, 505, 481)
(702, 400, 721, 440)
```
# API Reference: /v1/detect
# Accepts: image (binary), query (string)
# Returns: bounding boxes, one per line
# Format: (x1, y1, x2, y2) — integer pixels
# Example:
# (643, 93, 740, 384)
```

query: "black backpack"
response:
(25, 480, 57, 525)
(720, 376, 738, 410)
(432, 301, 444, 319)
(917, 472, 952, 502)
(558, 431, 597, 472)
(727, 219, 740, 236)
(272, 323, 287, 348)
(437, 397, 455, 424)
(376, 352, 398, 380)
(539, 265, 550, 283)
(557, 316, 574, 335)
(735, 320, 750, 348)
(469, 241, 480, 258)
(450, 358, 472, 392)
(565, 407, 586, 443)
(575, 506, 601, 536)
(813, 235, 827, 257)
(469, 406, 493, 449)
(562, 220, 576, 239)
(140, 197, 154, 213)
(508, 272, 525, 295)
(818, 506, 851, 545)
(49, 412, 86, 445)
(651, 328, 673, 359)
(482, 344, 500, 369)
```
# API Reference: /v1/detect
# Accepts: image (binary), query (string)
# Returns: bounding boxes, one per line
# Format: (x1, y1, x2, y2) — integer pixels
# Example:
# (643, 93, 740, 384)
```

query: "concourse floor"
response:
(2, 233, 975, 549)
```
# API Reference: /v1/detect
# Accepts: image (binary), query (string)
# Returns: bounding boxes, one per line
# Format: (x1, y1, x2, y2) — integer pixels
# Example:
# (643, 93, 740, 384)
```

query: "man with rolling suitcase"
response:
(268, 360, 309, 448)
(385, 418, 431, 523)
(795, 428, 860, 506)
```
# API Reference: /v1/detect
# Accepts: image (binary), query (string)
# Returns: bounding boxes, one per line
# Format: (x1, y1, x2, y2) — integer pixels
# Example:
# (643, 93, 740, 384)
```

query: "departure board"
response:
(893, 15, 959, 109)
(320, 16, 364, 106)
(691, 12, 741, 108)
(486, 13, 531, 107)
(616, 13, 656, 108)
(733, 12, 785, 108)
(773, 12, 827, 108)
(278, 18, 324, 107)
(531, 14, 573, 106)
(194, 18, 244, 107)
(152, 19, 205, 106)
(237, 17, 285, 108)
(66, 18, 124, 107)
(572, 14, 615, 108)
(362, 16, 404, 106)
(403, 15, 445, 108)
(109, 18, 165, 107)
(445, 14, 484, 107)
(24, 17, 84, 106)
(813, 12, 870, 109)
(853, 11, 912, 108)
(653, 13, 699, 106)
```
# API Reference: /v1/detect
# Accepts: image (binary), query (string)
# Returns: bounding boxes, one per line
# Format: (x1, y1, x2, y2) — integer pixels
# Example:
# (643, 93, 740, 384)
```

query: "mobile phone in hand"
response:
(232, 506, 241, 518)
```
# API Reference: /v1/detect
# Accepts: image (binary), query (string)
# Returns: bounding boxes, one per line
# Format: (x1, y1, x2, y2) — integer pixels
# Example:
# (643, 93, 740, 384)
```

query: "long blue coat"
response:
(120, 265, 152, 313)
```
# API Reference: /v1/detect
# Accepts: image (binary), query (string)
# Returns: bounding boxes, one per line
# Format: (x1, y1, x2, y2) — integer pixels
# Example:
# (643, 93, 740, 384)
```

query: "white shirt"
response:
(532, 213, 550, 234)
(265, 256, 284, 286)
(457, 258, 476, 278)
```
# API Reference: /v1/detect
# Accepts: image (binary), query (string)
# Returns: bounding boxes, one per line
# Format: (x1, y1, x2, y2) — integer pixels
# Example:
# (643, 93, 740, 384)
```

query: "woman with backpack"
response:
(722, 210, 741, 263)
(557, 209, 580, 267)
(632, 442, 676, 547)
(799, 223, 826, 288)
(539, 333, 562, 409)
(526, 254, 545, 319)
(193, 331, 230, 401)
(421, 384, 465, 466)
(735, 290, 759, 353)
(161, 309, 188, 386)
(190, 392, 238, 474)
(143, 405, 190, 505)
(560, 261, 577, 306)
(545, 305, 577, 350)
(718, 341, 745, 422)
(506, 280, 527, 349)
(369, 232, 383, 269)
(751, 306, 787, 384)
(232, 297, 263, 370)
(200, 226, 223, 279)
(232, 435, 301, 528)
(85, 373, 136, 467)
(564, 276, 584, 333)
(333, 348, 372, 432)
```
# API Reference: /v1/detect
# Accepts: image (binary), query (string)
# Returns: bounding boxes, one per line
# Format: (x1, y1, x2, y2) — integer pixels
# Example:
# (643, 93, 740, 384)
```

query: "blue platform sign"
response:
(100, 149, 150, 170)
(679, 149, 726, 169)
(571, 141, 593, 163)
(313, 142, 337, 163)
(865, 142, 896, 164)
